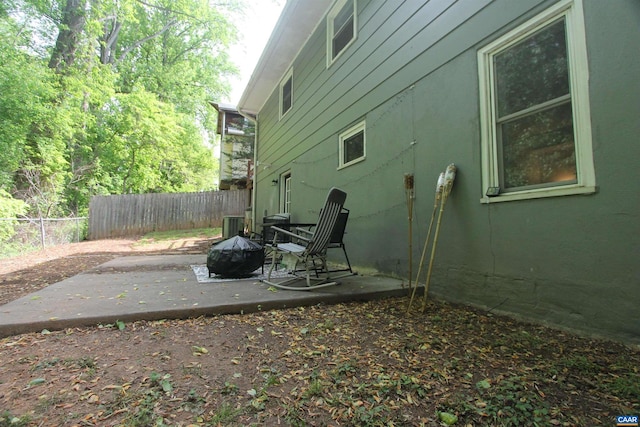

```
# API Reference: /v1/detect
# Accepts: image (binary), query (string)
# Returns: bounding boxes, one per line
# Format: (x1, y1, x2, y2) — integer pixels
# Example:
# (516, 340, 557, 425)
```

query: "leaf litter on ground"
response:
(0, 296, 638, 426)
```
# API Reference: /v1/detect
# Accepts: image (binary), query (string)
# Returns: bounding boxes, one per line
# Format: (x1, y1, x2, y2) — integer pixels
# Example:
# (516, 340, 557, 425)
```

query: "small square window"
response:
(339, 121, 365, 168)
(280, 68, 293, 118)
(327, 0, 356, 66)
(478, 0, 595, 202)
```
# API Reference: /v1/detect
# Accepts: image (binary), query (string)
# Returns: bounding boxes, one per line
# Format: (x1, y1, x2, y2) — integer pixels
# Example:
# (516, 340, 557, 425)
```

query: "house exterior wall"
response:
(252, 0, 640, 343)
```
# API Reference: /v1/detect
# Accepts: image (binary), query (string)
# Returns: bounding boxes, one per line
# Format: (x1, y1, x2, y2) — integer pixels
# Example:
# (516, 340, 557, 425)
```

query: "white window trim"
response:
(280, 171, 292, 213)
(478, 0, 596, 204)
(279, 68, 293, 119)
(326, 0, 357, 68)
(338, 120, 366, 169)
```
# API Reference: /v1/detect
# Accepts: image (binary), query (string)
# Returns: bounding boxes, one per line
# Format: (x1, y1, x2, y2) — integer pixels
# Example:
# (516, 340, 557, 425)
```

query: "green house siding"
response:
(249, 0, 640, 343)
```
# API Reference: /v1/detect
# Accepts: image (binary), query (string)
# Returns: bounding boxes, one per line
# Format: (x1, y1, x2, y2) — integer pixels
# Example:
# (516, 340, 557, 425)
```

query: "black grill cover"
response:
(207, 236, 265, 278)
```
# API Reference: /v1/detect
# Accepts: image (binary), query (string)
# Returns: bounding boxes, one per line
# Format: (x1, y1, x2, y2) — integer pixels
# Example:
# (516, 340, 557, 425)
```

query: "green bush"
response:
(0, 190, 28, 241)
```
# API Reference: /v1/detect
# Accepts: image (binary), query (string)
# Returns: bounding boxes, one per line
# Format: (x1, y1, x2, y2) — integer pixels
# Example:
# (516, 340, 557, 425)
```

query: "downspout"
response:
(251, 115, 258, 232)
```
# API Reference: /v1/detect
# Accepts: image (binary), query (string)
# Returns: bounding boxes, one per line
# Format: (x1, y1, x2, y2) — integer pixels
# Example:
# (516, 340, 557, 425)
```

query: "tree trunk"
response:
(48, 0, 87, 71)
(100, 18, 122, 65)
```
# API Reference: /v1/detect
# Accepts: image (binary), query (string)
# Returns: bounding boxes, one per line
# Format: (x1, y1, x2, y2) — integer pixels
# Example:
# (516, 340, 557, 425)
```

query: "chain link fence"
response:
(0, 217, 88, 259)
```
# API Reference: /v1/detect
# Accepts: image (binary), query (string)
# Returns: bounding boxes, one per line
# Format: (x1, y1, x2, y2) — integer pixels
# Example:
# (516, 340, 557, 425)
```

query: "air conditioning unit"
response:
(222, 216, 245, 239)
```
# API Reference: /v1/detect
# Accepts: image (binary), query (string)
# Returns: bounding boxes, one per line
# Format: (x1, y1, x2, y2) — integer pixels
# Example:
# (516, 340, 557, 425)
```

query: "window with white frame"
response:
(280, 68, 293, 118)
(327, 0, 356, 66)
(338, 121, 365, 169)
(281, 172, 292, 213)
(478, 0, 595, 202)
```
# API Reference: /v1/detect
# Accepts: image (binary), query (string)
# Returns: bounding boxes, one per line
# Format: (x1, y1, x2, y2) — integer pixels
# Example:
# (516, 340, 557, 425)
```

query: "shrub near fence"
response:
(89, 190, 249, 239)
(0, 217, 88, 259)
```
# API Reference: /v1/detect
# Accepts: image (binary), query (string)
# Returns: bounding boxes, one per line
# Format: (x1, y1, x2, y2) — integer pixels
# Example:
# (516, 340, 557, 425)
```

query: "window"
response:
(478, 0, 595, 202)
(225, 112, 249, 135)
(338, 121, 365, 169)
(280, 68, 293, 118)
(327, 0, 356, 66)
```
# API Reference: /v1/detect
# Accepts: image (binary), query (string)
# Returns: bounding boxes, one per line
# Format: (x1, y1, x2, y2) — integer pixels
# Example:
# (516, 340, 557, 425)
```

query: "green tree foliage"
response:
(0, 0, 241, 216)
(0, 189, 28, 241)
(0, 18, 73, 217)
(94, 87, 215, 194)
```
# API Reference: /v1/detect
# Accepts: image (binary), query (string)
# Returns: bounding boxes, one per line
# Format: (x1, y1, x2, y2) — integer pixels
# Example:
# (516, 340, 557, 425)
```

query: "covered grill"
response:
(207, 236, 265, 278)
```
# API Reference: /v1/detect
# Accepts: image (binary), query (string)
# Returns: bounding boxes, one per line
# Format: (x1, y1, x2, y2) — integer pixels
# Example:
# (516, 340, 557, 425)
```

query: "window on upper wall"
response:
(478, 0, 595, 203)
(327, 0, 356, 66)
(280, 68, 293, 118)
(338, 121, 365, 169)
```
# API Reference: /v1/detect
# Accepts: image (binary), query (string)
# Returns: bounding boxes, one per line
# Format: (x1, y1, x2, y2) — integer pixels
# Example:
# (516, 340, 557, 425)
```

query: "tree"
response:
(93, 87, 215, 194)
(48, 0, 88, 71)
(109, 0, 239, 140)
(1, 0, 242, 216)
(0, 15, 73, 216)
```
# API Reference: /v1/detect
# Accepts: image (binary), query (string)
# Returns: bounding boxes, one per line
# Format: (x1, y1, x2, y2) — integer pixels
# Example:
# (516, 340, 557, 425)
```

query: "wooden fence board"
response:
(88, 190, 249, 239)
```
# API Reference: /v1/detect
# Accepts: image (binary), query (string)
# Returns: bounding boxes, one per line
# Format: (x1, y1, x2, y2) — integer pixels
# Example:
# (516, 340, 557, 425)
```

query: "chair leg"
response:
(341, 243, 353, 273)
(305, 261, 312, 287)
(325, 244, 355, 275)
(266, 247, 279, 281)
(319, 257, 330, 280)
(262, 246, 276, 274)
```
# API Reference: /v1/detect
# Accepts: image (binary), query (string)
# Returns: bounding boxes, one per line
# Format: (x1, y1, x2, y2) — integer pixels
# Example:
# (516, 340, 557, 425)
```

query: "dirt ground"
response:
(0, 238, 638, 426)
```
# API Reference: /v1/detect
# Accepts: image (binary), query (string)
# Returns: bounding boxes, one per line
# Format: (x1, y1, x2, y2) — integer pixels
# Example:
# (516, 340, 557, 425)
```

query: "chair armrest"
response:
(270, 225, 312, 244)
(296, 227, 314, 236)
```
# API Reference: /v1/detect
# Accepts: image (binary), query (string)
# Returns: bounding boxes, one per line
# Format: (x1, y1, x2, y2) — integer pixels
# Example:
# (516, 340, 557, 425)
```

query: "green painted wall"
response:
(252, 0, 640, 343)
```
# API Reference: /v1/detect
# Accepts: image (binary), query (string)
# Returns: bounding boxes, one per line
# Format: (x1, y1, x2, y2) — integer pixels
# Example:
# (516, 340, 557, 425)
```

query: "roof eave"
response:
(237, 0, 332, 118)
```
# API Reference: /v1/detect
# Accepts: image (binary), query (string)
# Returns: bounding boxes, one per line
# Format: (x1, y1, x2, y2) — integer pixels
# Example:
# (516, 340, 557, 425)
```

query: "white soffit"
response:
(238, 0, 332, 117)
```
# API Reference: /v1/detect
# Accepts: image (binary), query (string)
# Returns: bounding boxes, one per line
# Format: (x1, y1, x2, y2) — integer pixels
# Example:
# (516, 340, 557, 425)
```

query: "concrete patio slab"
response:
(0, 255, 410, 338)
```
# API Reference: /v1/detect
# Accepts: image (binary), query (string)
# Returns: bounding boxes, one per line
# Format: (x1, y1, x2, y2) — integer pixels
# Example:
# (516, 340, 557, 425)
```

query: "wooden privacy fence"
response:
(89, 190, 249, 239)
